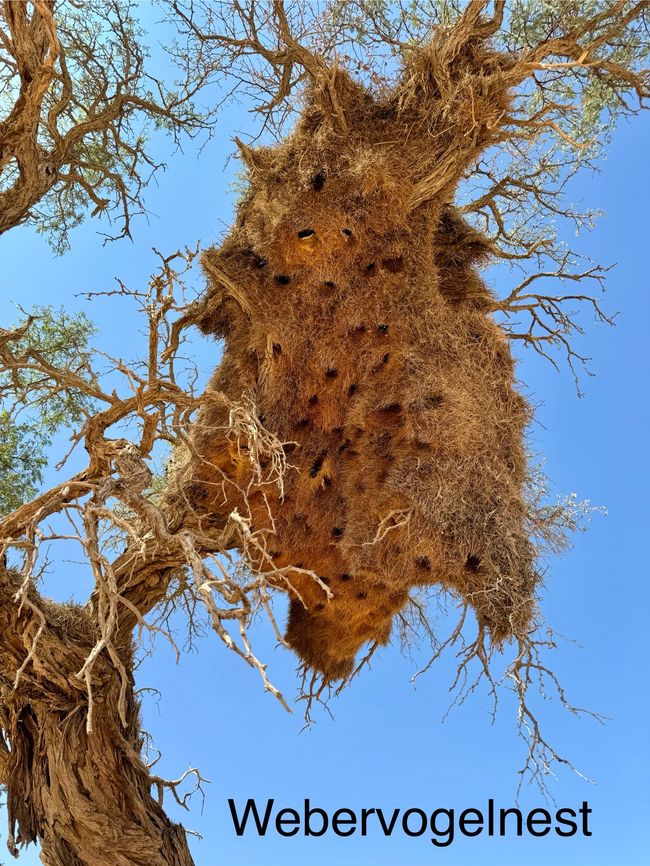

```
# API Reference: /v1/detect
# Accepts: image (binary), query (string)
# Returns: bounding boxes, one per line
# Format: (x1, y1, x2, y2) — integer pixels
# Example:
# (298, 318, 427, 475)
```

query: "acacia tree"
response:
(0, 2, 648, 865)
(0, 0, 210, 250)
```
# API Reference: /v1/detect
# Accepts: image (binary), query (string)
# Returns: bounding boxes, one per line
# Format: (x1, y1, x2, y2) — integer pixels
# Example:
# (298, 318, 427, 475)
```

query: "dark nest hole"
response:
(309, 451, 327, 478)
(381, 256, 404, 273)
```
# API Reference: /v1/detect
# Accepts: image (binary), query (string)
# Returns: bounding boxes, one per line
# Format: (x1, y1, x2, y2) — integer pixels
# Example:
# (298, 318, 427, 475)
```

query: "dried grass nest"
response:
(175, 67, 537, 681)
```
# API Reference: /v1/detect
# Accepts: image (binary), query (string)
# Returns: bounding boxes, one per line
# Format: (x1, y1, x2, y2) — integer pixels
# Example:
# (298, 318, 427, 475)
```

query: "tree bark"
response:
(0, 570, 195, 866)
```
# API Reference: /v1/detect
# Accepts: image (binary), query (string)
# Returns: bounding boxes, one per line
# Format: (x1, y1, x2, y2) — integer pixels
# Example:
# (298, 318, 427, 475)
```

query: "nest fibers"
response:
(179, 57, 537, 681)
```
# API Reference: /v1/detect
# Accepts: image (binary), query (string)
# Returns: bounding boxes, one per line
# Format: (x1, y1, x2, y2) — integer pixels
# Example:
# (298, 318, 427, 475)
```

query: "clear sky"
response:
(1, 29, 649, 866)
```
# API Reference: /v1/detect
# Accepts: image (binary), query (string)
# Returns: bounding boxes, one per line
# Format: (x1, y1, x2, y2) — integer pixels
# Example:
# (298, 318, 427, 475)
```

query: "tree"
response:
(0, 2, 648, 864)
(0, 0, 209, 250)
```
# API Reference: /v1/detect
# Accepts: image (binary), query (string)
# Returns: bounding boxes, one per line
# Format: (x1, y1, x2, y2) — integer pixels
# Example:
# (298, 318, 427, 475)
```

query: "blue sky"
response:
(1, 41, 649, 866)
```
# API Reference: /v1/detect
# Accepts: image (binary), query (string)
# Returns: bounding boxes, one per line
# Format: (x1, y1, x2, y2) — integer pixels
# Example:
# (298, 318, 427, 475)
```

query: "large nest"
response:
(177, 53, 536, 680)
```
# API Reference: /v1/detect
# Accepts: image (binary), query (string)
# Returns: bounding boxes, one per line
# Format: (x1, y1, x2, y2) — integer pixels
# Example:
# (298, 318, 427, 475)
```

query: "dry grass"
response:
(178, 48, 536, 680)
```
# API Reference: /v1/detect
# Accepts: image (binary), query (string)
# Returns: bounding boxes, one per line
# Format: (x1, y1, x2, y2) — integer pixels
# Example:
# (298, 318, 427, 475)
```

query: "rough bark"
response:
(0, 569, 195, 866)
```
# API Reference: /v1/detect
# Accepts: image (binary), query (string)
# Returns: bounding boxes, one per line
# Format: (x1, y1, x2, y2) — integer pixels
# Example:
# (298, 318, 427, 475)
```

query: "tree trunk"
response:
(0, 570, 195, 866)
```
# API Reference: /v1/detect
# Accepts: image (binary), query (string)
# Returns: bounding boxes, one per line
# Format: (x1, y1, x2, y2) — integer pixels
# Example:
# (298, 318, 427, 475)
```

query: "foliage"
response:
(0, 411, 47, 518)
(0, 305, 97, 515)
(0, 0, 211, 251)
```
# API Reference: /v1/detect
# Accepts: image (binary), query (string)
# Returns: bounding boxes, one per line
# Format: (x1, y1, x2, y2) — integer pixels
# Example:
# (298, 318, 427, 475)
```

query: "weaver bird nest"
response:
(169, 54, 539, 681)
